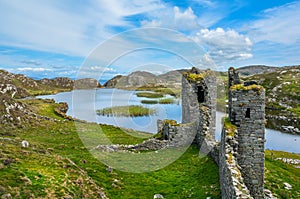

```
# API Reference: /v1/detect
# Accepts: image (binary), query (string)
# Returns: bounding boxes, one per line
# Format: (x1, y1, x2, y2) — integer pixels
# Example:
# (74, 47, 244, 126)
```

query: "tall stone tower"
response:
(182, 67, 216, 145)
(228, 67, 265, 198)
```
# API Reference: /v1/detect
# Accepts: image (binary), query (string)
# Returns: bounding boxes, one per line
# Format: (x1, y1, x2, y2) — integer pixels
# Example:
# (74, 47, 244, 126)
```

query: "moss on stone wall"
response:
(164, 119, 179, 126)
(184, 73, 206, 82)
(230, 84, 264, 92)
(223, 117, 237, 137)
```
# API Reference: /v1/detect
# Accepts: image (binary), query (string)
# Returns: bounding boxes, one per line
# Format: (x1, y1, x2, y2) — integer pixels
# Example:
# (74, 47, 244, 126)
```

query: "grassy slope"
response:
(242, 68, 300, 118)
(265, 151, 300, 198)
(0, 99, 221, 198)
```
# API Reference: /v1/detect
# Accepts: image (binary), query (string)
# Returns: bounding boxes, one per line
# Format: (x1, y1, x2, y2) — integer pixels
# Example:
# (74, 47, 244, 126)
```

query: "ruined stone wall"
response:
(181, 68, 217, 145)
(158, 120, 197, 148)
(229, 87, 265, 198)
(181, 74, 200, 124)
(159, 66, 266, 199)
(219, 125, 252, 199)
(179, 67, 220, 164)
(227, 67, 266, 198)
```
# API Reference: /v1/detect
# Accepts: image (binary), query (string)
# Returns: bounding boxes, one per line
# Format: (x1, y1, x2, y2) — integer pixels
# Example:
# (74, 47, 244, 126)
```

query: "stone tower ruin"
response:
(182, 67, 216, 145)
(158, 66, 266, 198)
(228, 67, 265, 198)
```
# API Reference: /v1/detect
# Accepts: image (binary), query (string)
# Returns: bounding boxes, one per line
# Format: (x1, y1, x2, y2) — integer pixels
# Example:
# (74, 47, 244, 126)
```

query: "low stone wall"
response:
(219, 126, 252, 199)
(96, 138, 169, 152)
(159, 120, 197, 147)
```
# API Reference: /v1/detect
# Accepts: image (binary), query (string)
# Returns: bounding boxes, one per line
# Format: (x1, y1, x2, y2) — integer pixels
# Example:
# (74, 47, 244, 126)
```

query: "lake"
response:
(37, 88, 300, 153)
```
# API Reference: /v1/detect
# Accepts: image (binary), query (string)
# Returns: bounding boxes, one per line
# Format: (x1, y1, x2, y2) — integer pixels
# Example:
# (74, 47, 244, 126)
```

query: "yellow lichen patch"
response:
(185, 73, 206, 82)
(164, 119, 179, 126)
(227, 153, 233, 164)
(230, 84, 264, 92)
(223, 117, 237, 137)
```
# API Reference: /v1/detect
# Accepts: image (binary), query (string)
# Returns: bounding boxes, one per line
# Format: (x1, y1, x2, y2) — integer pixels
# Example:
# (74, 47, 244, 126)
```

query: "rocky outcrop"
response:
(39, 77, 74, 89)
(40, 77, 102, 89)
(103, 75, 124, 88)
(75, 78, 102, 89)
(1, 69, 102, 97)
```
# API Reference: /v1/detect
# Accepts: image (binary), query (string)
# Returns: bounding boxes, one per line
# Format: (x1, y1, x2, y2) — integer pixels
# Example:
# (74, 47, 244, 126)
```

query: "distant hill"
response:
(236, 65, 278, 76)
(103, 70, 187, 89)
(0, 69, 102, 129)
(0, 69, 101, 97)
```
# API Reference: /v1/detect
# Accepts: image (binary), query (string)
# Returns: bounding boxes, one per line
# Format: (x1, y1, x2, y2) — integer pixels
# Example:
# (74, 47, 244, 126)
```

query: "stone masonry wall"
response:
(181, 73, 200, 125)
(182, 68, 217, 145)
(162, 66, 266, 198)
(159, 120, 197, 148)
(229, 87, 265, 198)
(219, 125, 252, 199)
(181, 67, 219, 163)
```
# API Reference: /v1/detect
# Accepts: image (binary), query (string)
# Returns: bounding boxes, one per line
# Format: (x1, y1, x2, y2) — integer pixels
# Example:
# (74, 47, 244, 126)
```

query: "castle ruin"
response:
(159, 67, 266, 198)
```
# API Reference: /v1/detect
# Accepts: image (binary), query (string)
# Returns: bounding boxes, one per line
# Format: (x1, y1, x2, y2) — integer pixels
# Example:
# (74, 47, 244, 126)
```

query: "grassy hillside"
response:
(0, 98, 221, 198)
(265, 150, 300, 198)
(1, 99, 299, 198)
(1, 69, 299, 198)
(241, 66, 300, 134)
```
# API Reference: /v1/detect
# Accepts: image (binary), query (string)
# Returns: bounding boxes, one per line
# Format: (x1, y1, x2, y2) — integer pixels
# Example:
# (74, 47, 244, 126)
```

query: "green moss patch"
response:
(223, 117, 237, 137)
(164, 119, 179, 126)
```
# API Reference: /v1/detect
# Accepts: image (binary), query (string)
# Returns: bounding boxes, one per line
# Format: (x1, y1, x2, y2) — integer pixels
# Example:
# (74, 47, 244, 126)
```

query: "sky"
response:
(0, 0, 299, 82)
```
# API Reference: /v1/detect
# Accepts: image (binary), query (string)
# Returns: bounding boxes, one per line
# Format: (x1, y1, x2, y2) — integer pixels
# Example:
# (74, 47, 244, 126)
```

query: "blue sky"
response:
(0, 0, 299, 82)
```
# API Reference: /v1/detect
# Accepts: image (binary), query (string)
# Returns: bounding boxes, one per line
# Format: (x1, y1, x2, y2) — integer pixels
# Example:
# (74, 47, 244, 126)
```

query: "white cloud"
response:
(141, 6, 201, 31)
(191, 28, 253, 64)
(20, 60, 42, 66)
(0, 0, 165, 57)
(192, 0, 217, 8)
(245, 1, 300, 44)
(89, 66, 116, 73)
(17, 67, 52, 72)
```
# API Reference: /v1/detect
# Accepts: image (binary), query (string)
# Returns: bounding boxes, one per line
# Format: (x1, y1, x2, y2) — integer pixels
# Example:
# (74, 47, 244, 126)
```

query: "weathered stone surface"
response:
(227, 67, 265, 199)
(1, 193, 12, 199)
(153, 194, 164, 199)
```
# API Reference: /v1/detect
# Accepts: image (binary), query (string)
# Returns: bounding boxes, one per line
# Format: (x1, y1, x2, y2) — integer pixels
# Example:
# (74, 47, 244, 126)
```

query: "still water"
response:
(37, 89, 300, 153)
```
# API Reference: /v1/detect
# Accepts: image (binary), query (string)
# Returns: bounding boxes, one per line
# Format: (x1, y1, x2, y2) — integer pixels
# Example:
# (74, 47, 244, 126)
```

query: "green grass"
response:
(288, 106, 300, 117)
(141, 98, 177, 104)
(96, 105, 156, 117)
(135, 86, 181, 98)
(153, 88, 180, 97)
(265, 150, 300, 198)
(141, 99, 158, 104)
(136, 92, 164, 98)
(0, 98, 221, 198)
(27, 88, 71, 96)
(158, 98, 176, 104)
(2, 96, 300, 198)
